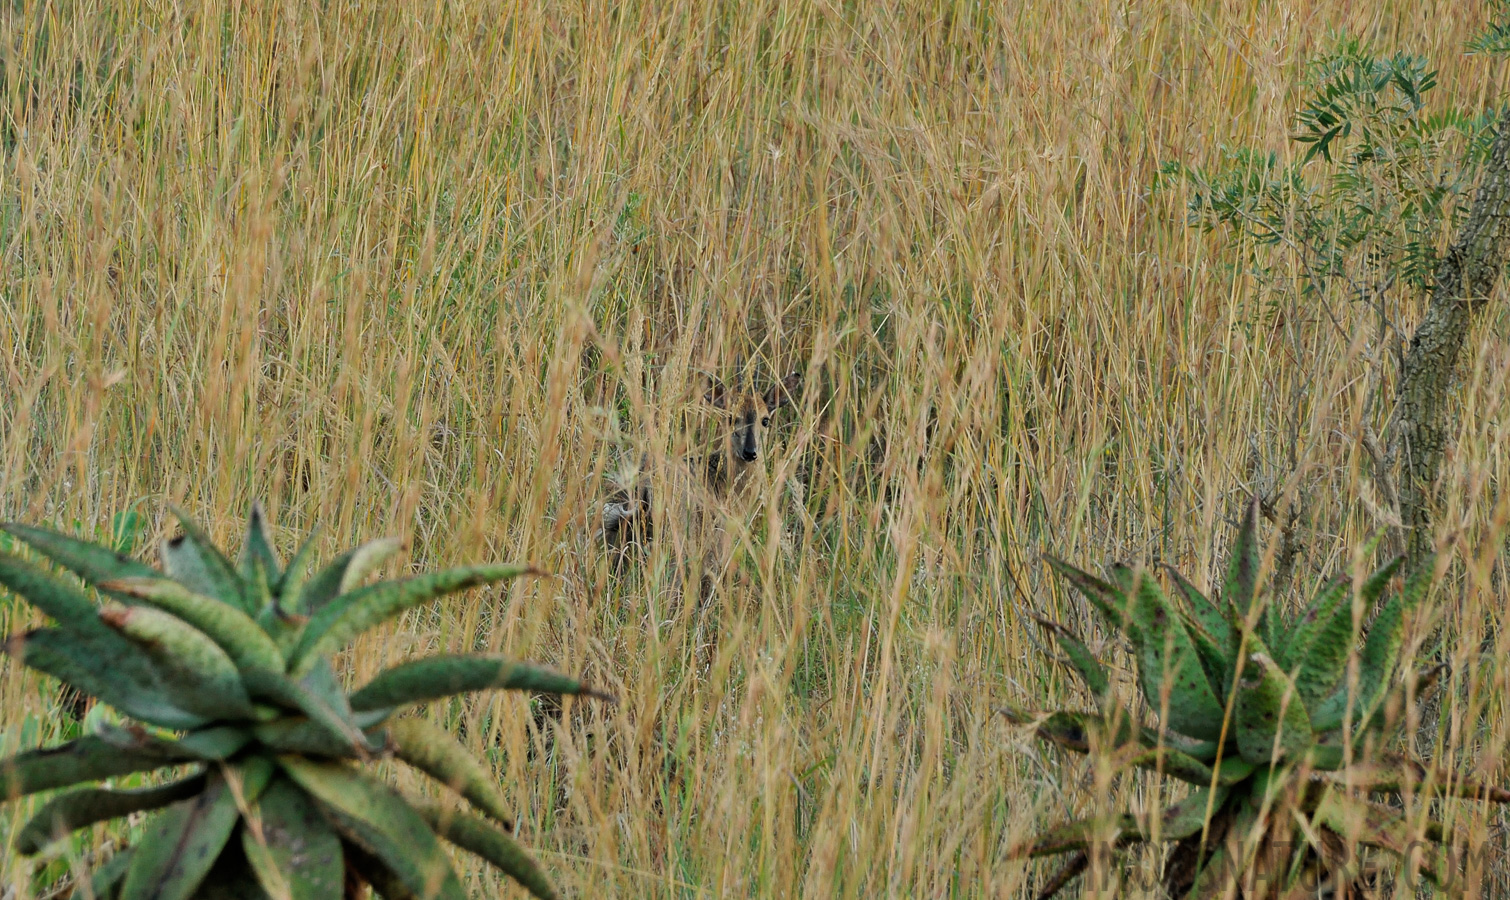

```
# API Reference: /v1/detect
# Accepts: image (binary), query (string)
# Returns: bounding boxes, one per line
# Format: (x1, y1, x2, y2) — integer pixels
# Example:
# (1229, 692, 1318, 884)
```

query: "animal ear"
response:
(765, 371, 802, 409)
(705, 377, 729, 408)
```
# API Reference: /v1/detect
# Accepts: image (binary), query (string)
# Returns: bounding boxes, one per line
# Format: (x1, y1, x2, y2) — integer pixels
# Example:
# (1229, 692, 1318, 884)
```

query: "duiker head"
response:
(705, 371, 801, 469)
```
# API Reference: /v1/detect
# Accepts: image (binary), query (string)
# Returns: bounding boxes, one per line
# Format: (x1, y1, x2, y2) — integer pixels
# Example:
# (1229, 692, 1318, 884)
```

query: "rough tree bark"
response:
(1387, 106, 1510, 567)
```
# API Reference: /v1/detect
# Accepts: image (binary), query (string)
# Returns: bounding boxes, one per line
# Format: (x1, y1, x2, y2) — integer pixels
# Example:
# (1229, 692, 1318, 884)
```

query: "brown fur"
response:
(600, 371, 801, 560)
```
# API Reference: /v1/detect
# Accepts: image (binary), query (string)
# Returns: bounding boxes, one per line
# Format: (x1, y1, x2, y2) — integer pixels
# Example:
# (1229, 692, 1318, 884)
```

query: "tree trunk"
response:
(1388, 106, 1510, 566)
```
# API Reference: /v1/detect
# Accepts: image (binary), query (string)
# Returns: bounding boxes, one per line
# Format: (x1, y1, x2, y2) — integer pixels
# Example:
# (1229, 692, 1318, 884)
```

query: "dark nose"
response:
(738, 446, 758, 462)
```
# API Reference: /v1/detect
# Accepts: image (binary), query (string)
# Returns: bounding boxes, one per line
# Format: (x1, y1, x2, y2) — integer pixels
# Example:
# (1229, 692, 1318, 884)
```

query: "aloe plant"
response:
(1007, 501, 1510, 897)
(0, 502, 609, 900)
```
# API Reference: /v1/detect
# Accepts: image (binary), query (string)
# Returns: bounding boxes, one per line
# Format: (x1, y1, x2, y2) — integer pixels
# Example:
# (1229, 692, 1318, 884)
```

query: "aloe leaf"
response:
(1035, 851, 1090, 899)
(1125, 746, 1256, 786)
(1315, 751, 1510, 802)
(1221, 500, 1263, 619)
(1157, 785, 1230, 840)
(1181, 842, 1233, 899)
(238, 501, 283, 585)
(1283, 573, 1351, 683)
(3, 627, 208, 730)
(1012, 813, 1143, 857)
(1125, 746, 1216, 785)
(241, 775, 345, 900)
(1106, 561, 1136, 594)
(1163, 564, 1236, 657)
(1129, 572, 1227, 741)
(998, 707, 1138, 754)
(387, 717, 513, 828)
(1028, 615, 1110, 702)
(99, 576, 285, 673)
(175, 726, 255, 761)
(0, 734, 193, 799)
(241, 669, 370, 757)
(1, 523, 158, 594)
(417, 804, 558, 900)
(119, 771, 243, 900)
(1234, 650, 1314, 765)
(1294, 557, 1402, 705)
(245, 557, 274, 619)
(100, 605, 258, 720)
(276, 528, 321, 609)
(1350, 580, 1412, 721)
(16, 773, 208, 854)
(1312, 561, 1434, 734)
(0, 550, 105, 629)
(1311, 790, 1445, 881)
(342, 841, 422, 900)
(277, 757, 468, 900)
(1171, 602, 1233, 705)
(1285, 531, 1383, 659)
(92, 848, 135, 900)
(289, 564, 536, 675)
(251, 720, 377, 758)
(298, 658, 355, 714)
(1043, 555, 1139, 644)
(295, 537, 405, 616)
(349, 655, 609, 723)
(161, 507, 251, 612)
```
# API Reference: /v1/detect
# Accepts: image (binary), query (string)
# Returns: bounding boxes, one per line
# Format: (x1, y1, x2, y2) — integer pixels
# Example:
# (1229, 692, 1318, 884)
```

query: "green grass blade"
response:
(16, 773, 208, 854)
(288, 564, 536, 675)
(277, 757, 468, 900)
(417, 804, 559, 900)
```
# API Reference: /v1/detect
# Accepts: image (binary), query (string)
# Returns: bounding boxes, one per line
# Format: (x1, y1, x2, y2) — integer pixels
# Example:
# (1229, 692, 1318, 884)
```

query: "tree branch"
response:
(1388, 106, 1510, 567)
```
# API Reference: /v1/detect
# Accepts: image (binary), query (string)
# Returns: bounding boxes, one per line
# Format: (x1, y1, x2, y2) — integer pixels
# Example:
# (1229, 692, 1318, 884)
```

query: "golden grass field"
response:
(3, 0, 1510, 896)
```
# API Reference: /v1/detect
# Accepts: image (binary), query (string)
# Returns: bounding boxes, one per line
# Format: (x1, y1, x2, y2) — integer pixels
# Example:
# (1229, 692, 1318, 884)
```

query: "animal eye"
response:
(761, 416, 770, 427)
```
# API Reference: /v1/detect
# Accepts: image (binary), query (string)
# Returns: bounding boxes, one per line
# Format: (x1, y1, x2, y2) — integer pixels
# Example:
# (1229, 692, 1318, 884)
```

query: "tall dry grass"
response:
(2, 0, 1508, 896)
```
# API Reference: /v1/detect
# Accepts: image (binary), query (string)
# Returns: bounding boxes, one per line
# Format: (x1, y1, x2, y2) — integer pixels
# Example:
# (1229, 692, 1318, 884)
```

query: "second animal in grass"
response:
(601, 371, 801, 559)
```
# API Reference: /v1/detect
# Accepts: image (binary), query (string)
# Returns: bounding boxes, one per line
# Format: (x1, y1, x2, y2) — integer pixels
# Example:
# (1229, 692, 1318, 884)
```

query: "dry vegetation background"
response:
(3, 0, 1510, 896)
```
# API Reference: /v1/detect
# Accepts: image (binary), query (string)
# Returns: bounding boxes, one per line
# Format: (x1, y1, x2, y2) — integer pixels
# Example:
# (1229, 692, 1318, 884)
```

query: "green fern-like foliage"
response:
(0, 503, 609, 900)
(1159, 35, 1497, 317)
(1007, 502, 1510, 898)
